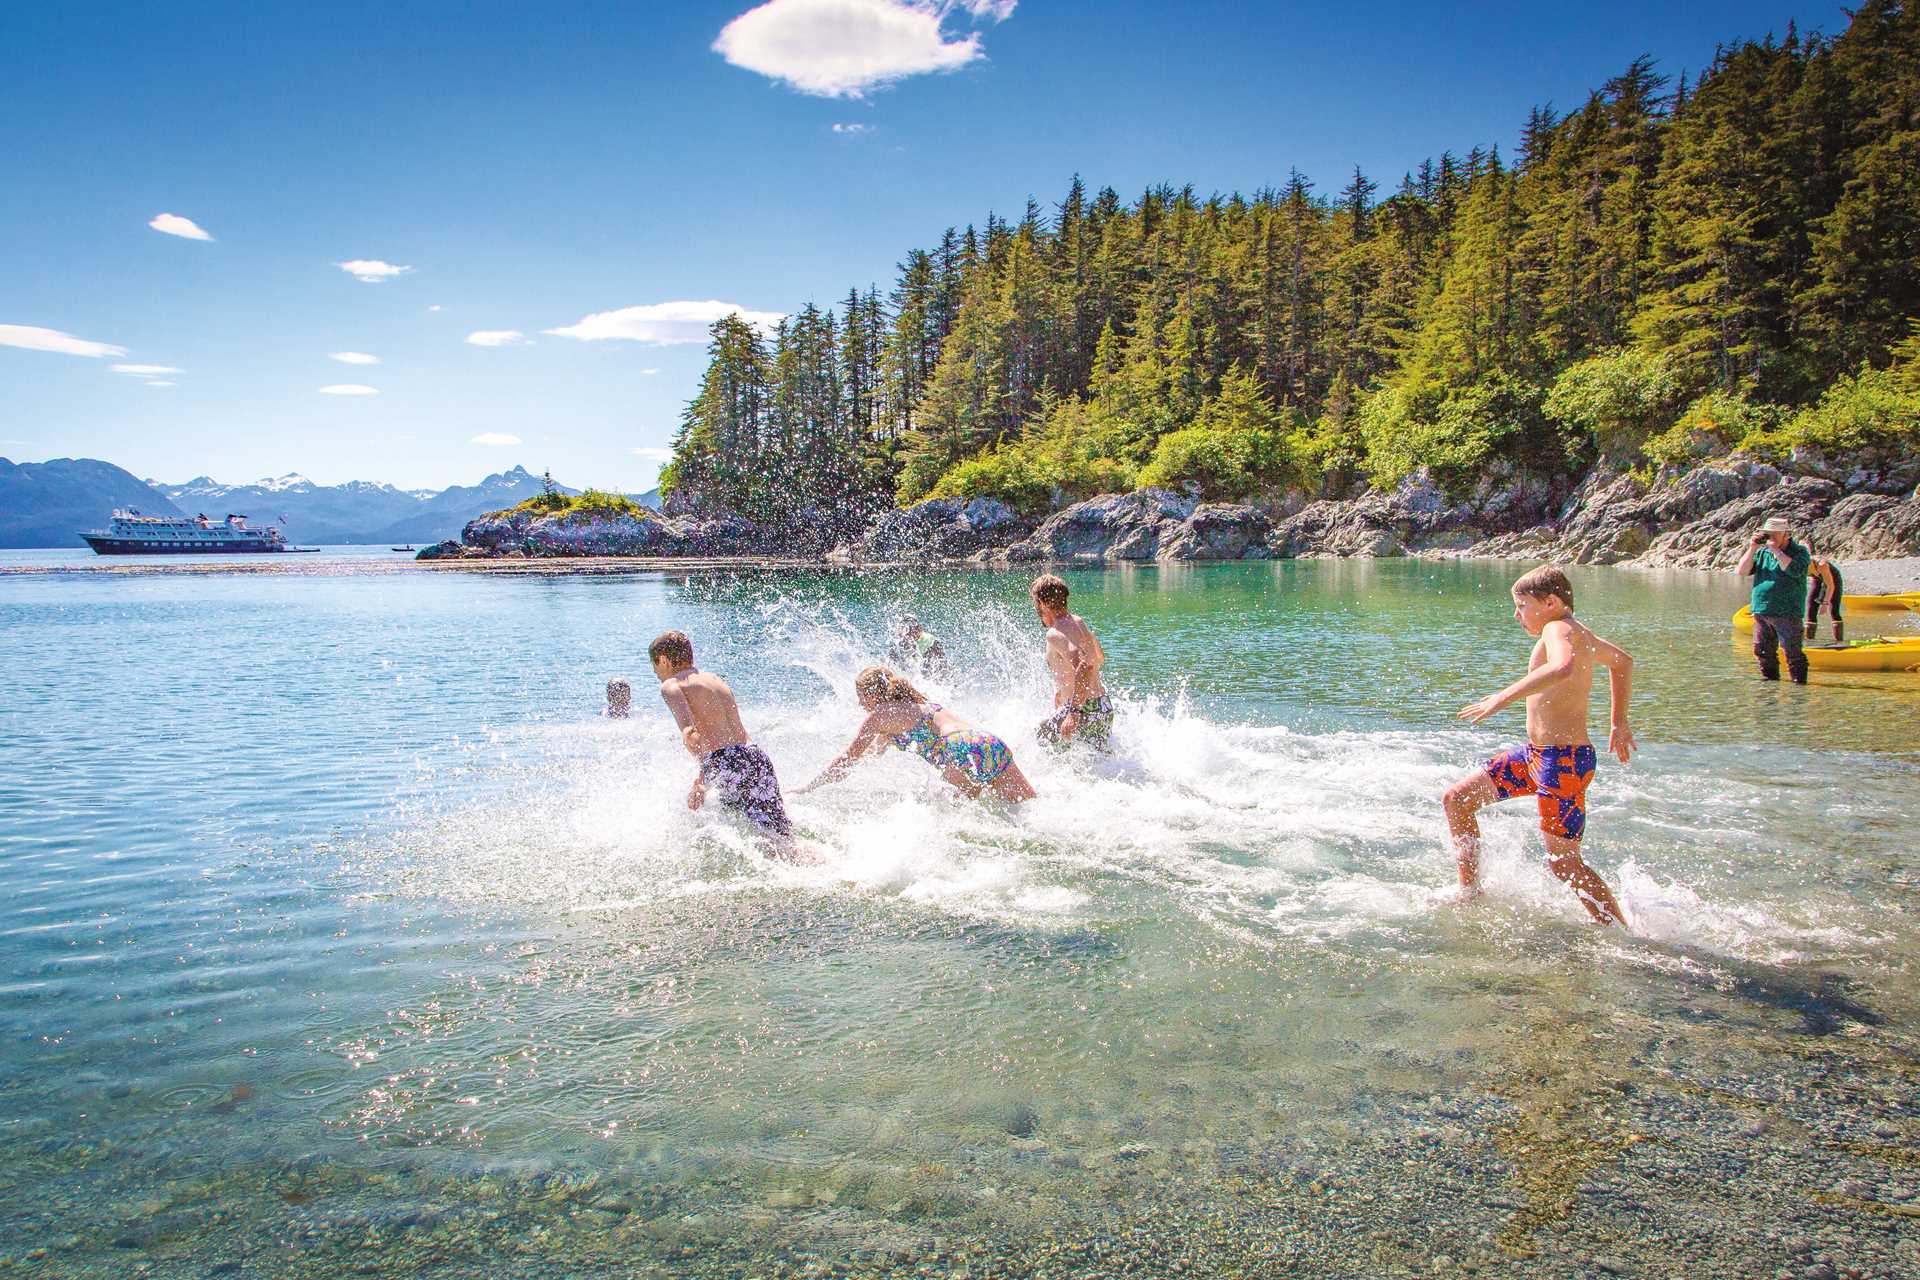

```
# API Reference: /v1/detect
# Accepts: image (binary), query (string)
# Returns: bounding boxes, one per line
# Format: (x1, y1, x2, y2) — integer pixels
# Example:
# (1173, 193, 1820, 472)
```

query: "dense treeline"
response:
(662, 2, 1920, 524)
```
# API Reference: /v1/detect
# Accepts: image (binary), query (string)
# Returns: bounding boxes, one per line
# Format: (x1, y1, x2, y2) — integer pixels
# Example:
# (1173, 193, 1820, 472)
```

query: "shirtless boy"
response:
(1031, 574, 1115, 749)
(1442, 566, 1634, 927)
(649, 630, 796, 859)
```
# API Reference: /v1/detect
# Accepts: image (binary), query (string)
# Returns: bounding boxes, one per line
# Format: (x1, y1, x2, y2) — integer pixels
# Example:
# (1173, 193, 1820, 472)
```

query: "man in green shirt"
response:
(1736, 515, 1811, 684)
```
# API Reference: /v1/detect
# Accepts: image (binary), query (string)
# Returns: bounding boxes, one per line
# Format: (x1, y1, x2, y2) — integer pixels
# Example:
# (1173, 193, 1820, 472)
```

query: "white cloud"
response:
(641, 368, 660, 375)
(145, 380, 176, 388)
(318, 384, 380, 395)
(832, 122, 874, 134)
(427, 304, 443, 312)
(546, 300, 784, 345)
(628, 446, 674, 461)
(149, 212, 213, 241)
(111, 363, 181, 375)
(472, 432, 522, 447)
(466, 330, 529, 347)
(329, 351, 381, 365)
(0, 325, 127, 358)
(337, 259, 413, 283)
(714, 0, 1012, 98)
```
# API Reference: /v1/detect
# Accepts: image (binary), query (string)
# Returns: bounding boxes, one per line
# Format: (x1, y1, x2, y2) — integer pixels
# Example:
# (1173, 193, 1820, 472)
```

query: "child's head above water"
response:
(1030, 573, 1070, 619)
(605, 678, 631, 717)
(854, 665, 926, 710)
(1510, 564, 1574, 633)
(648, 630, 695, 680)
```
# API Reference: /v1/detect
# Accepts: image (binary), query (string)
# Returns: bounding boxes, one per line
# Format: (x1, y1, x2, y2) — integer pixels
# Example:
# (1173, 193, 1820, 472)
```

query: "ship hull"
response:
(80, 535, 291, 555)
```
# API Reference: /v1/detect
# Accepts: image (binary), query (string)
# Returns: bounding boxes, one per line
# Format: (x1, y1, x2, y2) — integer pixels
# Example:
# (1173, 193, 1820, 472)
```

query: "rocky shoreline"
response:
(420, 455, 1920, 578)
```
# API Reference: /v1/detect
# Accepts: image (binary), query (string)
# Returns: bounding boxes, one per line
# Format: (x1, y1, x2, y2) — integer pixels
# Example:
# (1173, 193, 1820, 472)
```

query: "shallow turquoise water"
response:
(2, 558, 1916, 1276)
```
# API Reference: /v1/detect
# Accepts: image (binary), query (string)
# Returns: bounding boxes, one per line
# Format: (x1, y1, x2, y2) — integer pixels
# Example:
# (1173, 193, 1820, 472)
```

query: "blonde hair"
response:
(1512, 564, 1574, 611)
(854, 665, 926, 707)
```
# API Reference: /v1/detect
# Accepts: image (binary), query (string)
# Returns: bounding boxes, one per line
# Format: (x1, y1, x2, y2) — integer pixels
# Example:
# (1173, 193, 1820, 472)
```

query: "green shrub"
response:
(1544, 348, 1684, 460)
(1770, 364, 1919, 458)
(1361, 374, 1550, 490)
(1642, 391, 1783, 466)
(499, 488, 652, 520)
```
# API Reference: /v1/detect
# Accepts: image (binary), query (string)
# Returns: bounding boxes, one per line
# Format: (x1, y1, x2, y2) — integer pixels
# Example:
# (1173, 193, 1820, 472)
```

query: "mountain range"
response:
(0, 458, 660, 548)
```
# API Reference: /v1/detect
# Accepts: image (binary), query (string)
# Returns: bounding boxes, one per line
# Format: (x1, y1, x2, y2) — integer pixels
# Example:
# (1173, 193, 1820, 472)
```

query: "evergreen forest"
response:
(660, 2, 1920, 527)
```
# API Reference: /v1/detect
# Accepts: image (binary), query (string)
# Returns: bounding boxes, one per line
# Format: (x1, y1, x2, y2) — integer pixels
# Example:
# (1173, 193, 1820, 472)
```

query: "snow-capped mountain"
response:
(153, 464, 575, 545)
(2, 457, 659, 547)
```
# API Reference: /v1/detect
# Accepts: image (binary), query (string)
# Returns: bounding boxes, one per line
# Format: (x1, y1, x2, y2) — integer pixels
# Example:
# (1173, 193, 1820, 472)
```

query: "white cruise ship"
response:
(79, 510, 311, 555)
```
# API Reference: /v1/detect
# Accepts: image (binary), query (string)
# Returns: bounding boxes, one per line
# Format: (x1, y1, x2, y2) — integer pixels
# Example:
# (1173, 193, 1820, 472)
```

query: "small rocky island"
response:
(420, 449, 1920, 572)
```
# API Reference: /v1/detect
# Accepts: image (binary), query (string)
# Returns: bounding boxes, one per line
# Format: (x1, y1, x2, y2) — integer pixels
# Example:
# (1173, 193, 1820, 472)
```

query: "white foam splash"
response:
(369, 590, 1889, 969)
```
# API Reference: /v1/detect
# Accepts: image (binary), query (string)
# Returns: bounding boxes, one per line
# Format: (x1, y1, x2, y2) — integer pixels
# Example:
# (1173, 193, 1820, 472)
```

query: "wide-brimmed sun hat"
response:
(1761, 516, 1791, 533)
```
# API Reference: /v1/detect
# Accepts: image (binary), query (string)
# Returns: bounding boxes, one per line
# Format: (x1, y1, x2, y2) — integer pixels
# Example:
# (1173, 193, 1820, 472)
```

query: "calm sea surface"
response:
(2, 555, 1917, 1277)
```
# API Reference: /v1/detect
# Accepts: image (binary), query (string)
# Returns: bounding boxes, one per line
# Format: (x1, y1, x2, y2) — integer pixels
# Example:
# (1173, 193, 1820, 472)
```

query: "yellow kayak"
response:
(1732, 593, 1920, 632)
(1802, 636, 1920, 672)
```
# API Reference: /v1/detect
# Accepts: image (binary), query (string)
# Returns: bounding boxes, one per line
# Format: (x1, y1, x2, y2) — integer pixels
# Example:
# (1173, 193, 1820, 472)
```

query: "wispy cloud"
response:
(427, 304, 443, 312)
(329, 351, 380, 365)
(547, 300, 784, 345)
(641, 368, 660, 375)
(466, 330, 529, 347)
(149, 212, 213, 241)
(472, 432, 522, 446)
(318, 384, 380, 395)
(144, 380, 176, 388)
(714, 0, 1013, 98)
(831, 122, 874, 134)
(111, 363, 181, 376)
(337, 259, 413, 284)
(0, 325, 127, 358)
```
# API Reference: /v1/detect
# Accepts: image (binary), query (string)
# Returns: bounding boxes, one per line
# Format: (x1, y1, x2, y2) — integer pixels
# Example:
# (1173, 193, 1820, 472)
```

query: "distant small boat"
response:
(391, 544, 417, 552)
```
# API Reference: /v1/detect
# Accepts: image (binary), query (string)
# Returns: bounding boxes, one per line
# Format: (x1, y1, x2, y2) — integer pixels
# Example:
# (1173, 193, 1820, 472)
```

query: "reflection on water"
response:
(1, 560, 1917, 1277)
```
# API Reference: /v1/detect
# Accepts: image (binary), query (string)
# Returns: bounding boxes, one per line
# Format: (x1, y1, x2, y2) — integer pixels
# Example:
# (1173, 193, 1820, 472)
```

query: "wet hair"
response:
(1030, 574, 1069, 608)
(1512, 565, 1574, 611)
(648, 630, 694, 668)
(854, 665, 926, 707)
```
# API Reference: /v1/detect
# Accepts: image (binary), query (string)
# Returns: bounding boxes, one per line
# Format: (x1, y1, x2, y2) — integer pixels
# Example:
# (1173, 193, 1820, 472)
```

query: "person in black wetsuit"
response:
(1807, 554, 1845, 642)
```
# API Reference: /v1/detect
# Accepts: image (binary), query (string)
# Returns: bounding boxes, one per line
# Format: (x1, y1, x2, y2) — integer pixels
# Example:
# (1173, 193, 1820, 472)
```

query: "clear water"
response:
(2, 558, 1916, 1277)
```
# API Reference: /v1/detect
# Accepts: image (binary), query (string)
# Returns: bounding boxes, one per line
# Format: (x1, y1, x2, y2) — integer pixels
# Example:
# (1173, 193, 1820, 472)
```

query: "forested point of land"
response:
(662, 2, 1920, 528)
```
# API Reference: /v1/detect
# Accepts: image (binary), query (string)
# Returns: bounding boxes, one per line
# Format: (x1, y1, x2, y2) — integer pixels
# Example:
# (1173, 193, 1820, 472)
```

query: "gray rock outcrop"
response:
(1808, 493, 1920, 560)
(996, 490, 1271, 563)
(838, 497, 1033, 563)
(1268, 468, 1556, 558)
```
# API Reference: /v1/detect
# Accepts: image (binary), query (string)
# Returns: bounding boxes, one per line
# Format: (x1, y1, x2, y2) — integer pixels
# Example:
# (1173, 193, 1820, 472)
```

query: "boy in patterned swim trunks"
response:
(649, 630, 798, 860)
(1031, 574, 1116, 750)
(1442, 566, 1635, 927)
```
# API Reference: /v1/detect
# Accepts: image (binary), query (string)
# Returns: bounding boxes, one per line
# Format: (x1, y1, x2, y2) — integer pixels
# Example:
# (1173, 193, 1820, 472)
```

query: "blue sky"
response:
(0, 0, 1845, 491)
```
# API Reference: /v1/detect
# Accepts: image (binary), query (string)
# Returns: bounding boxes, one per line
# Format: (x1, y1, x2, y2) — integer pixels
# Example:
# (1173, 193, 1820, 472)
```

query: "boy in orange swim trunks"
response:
(1442, 565, 1635, 927)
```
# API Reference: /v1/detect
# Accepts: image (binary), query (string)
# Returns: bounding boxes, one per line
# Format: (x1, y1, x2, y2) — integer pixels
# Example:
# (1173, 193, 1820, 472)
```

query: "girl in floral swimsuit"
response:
(797, 667, 1037, 803)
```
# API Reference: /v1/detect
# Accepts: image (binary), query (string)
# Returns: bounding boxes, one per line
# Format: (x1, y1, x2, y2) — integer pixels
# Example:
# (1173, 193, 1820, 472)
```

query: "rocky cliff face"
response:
(835, 497, 1033, 563)
(425, 457, 1920, 569)
(420, 504, 830, 561)
(1464, 459, 1920, 569)
(996, 491, 1271, 563)
(1268, 469, 1559, 559)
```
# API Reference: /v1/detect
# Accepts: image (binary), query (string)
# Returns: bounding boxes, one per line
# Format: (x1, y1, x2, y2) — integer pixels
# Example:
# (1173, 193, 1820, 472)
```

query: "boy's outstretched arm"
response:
(1458, 621, 1577, 724)
(1594, 635, 1636, 762)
